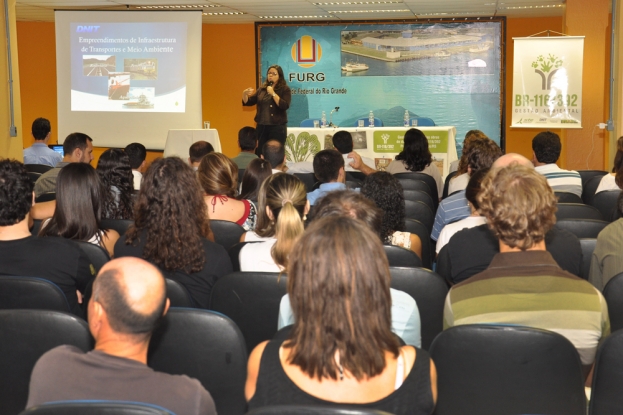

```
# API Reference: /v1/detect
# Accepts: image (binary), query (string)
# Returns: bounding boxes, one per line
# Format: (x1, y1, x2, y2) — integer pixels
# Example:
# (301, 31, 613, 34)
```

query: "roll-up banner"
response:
(511, 36, 584, 128)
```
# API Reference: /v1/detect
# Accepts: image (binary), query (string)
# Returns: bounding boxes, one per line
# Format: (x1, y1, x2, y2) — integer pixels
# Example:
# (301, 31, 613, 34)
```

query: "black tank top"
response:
(248, 340, 435, 415)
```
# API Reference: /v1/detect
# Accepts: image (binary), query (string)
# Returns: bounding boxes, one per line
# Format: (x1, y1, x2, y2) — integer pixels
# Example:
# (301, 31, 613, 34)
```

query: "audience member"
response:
(278, 190, 422, 347)
(386, 128, 443, 198)
(198, 152, 256, 231)
(589, 191, 623, 290)
(34, 132, 94, 197)
(532, 131, 582, 197)
(443, 163, 609, 373)
(306, 149, 346, 205)
(448, 131, 489, 194)
(115, 157, 232, 308)
(124, 142, 147, 190)
(436, 168, 488, 254)
(38, 163, 119, 257)
(239, 173, 308, 272)
(246, 216, 437, 414)
(595, 136, 623, 193)
(431, 138, 502, 241)
(23, 117, 62, 167)
(188, 141, 214, 170)
(261, 140, 287, 173)
(0, 159, 93, 316)
(232, 126, 259, 169)
(448, 129, 488, 175)
(96, 148, 134, 220)
(361, 172, 422, 260)
(26, 257, 217, 415)
(239, 158, 272, 204)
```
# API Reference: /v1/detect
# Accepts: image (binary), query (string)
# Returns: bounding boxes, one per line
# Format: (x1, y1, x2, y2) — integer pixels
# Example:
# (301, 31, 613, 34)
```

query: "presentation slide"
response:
(56, 11, 202, 149)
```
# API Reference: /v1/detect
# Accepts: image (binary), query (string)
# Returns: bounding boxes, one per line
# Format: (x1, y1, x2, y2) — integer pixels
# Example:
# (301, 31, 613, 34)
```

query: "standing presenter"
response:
(242, 65, 291, 155)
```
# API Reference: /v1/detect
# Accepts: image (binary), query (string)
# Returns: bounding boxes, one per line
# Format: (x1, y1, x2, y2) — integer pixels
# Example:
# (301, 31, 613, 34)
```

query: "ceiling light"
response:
(136, 5, 219, 9)
(330, 9, 412, 13)
(314, 1, 402, 4)
(204, 11, 245, 15)
(259, 15, 334, 19)
(500, 4, 563, 9)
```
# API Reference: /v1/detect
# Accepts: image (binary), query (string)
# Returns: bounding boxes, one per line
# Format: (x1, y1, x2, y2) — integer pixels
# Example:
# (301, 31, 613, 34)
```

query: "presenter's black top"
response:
(248, 340, 435, 415)
(243, 85, 291, 126)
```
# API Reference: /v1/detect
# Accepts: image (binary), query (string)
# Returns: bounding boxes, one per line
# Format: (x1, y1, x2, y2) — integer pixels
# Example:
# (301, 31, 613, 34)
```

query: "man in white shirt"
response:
(124, 142, 147, 190)
(532, 131, 582, 197)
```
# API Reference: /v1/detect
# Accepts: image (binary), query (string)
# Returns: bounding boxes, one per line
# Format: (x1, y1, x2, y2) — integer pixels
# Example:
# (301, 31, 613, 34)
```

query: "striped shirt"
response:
(431, 190, 470, 241)
(535, 164, 582, 197)
(444, 250, 610, 366)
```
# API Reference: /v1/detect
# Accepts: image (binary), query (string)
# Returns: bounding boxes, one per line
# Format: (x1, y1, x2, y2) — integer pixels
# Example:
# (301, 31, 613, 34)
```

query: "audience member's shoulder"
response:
(148, 370, 216, 413)
(31, 235, 83, 253)
(449, 223, 492, 245)
(34, 344, 85, 370)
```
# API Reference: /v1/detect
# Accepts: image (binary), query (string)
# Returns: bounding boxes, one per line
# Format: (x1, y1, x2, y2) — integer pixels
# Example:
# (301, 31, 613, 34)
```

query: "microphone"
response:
(267, 81, 273, 87)
(329, 107, 340, 127)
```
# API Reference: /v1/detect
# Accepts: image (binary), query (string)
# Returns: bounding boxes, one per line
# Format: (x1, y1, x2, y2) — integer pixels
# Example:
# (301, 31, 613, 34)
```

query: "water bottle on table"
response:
(321, 111, 327, 128)
(404, 110, 410, 127)
(368, 111, 374, 128)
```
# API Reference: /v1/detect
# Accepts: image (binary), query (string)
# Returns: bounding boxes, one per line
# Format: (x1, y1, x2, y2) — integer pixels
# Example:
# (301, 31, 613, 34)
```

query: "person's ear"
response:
(73, 148, 83, 161)
(31, 192, 35, 207)
(139, 160, 146, 171)
(162, 298, 170, 317)
(265, 206, 275, 220)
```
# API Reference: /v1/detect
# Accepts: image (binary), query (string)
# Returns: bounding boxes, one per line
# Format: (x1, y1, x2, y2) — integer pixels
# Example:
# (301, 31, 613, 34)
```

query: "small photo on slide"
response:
(122, 87, 155, 109)
(108, 72, 131, 100)
(351, 131, 367, 150)
(83, 55, 116, 76)
(124, 58, 158, 80)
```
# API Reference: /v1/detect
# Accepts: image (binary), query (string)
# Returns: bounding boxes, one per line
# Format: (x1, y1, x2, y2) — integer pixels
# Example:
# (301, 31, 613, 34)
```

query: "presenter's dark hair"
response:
(262, 140, 285, 169)
(31, 118, 51, 141)
(189, 141, 214, 164)
(332, 131, 353, 154)
(125, 157, 211, 273)
(313, 149, 344, 183)
(238, 127, 257, 152)
(263, 64, 287, 90)
(97, 148, 134, 220)
(0, 159, 33, 226)
(361, 172, 405, 243)
(124, 143, 147, 169)
(63, 132, 93, 156)
(395, 128, 432, 172)
(532, 131, 561, 164)
(239, 158, 272, 202)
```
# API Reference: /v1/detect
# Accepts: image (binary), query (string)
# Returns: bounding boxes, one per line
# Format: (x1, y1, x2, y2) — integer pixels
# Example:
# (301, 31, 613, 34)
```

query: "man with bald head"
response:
(26, 257, 217, 415)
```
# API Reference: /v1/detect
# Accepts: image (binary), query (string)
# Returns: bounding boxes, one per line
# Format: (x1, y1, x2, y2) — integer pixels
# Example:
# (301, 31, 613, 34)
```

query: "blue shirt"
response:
(431, 190, 470, 241)
(306, 182, 347, 205)
(23, 143, 62, 167)
(278, 288, 422, 347)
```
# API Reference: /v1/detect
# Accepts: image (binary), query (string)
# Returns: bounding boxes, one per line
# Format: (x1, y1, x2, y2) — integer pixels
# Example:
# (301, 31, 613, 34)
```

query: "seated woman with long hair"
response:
(198, 152, 256, 231)
(114, 157, 233, 308)
(246, 216, 437, 414)
(238, 158, 273, 205)
(596, 136, 623, 193)
(96, 148, 134, 220)
(38, 163, 119, 257)
(361, 172, 422, 260)
(239, 173, 308, 272)
(386, 128, 443, 198)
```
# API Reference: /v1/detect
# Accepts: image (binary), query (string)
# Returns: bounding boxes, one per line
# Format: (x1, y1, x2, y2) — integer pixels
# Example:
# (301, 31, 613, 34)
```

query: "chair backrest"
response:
(404, 219, 432, 269)
(0, 276, 70, 312)
(403, 189, 434, 212)
(0, 310, 93, 415)
(442, 171, 457, 199)
(389, 267, 448, 350)
(25, 164, 53, 174)
(383, 245, 422, 268)
(354, 117, 383, 127)
(35, 192, 56, 203)
(590, 330, 623, 415)
(75, 241, 110, 274)
(602, 272, 623, 333)
(100, 219, 134, 237)
(210, 220, 246, 251)
(345, 171, 366, 182)
(582, 174, 608, 205)
(165, 278, 194, 308)
(555, 191, 583, 204)
(209, 272, 287, 352)
(27, 171, 42, 185)
(31, 219, 43, 236)
(299, 118, 321, 127)
(247, 406, 395, 415)
(394, 172, 439, 207)
(228, 241, 260, 272)
(292, 173, 317, 193)
(554, 218, 609, 239)
(556, 203, 604, 221)
(19, 401, 176, 415)
(429, 324, 586, 415)
(580, 238, 597, 280)
(579, 169, 608, 189)
(148, 308, 247, 415)
(590, 190, 621, 222)
(404, 200, 434, 233)
(409, 117, 435, 126)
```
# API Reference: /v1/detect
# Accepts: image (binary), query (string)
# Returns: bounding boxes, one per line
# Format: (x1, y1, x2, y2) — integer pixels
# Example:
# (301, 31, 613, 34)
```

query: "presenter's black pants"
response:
(256, 124, 287, 156)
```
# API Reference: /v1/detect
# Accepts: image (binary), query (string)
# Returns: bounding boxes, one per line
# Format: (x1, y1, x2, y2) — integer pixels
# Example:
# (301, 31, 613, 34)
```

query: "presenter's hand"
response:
(242, 87, 255, 103)
(266, 86, 275, 96)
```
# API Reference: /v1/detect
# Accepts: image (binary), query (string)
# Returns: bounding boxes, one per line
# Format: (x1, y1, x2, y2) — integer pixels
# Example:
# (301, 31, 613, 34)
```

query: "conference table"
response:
(163, 129, 222, 159)
(286, 126, 458, 177)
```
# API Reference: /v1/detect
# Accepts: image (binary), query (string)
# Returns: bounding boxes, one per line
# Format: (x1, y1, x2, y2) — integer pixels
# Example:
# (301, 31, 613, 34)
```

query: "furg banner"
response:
(512, 36, 584, 128)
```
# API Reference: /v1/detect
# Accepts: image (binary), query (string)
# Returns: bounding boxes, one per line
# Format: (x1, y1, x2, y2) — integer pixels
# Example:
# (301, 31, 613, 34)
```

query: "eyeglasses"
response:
(267, 72, 278, 76)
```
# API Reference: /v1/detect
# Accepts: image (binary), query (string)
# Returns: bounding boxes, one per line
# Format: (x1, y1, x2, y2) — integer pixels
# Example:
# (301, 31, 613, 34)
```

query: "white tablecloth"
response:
(163, 129, 222, 159)
(286, 126, 457, 177)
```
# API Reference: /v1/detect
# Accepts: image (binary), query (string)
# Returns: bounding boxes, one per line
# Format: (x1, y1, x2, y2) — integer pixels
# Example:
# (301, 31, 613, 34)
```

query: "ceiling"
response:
(16, 0, 565, 24)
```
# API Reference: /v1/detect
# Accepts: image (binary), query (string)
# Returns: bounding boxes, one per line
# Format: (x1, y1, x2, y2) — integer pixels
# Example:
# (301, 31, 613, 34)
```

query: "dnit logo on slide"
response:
(291, 35, 322, 68)
(76, 25, 100, 33)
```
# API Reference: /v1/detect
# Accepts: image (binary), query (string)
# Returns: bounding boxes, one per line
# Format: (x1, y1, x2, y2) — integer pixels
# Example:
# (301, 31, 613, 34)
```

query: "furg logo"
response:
(291, 35, 322, 68)
(76, 25, 100, 33)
